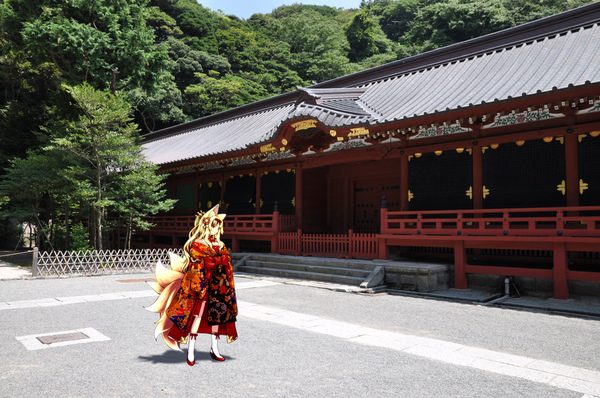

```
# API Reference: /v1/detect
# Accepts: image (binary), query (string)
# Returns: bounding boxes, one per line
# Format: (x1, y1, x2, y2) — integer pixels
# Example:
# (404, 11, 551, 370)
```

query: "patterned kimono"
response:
(165, 241, 238, 343)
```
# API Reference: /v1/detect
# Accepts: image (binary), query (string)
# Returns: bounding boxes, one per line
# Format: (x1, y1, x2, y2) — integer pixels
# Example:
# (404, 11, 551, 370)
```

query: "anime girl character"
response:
(146, 205, 238, 365)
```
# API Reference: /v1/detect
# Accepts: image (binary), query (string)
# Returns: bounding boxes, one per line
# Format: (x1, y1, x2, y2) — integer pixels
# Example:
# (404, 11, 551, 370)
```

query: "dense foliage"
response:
(0, 0, 594, 249)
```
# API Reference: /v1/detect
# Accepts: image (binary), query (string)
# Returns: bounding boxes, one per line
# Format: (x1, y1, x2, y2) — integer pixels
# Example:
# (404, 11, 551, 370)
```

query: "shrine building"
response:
(135, 3, 600, 299)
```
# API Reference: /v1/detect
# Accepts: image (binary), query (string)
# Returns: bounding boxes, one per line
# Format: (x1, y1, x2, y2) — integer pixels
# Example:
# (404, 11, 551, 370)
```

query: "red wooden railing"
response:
(152, 216, 195, 232)
(225, 214, 278, 233)
(379, 206, 600, 300)
(381, 206, 600, 237)
(146, 206, 600, 299)
(278, 230, 378, 259)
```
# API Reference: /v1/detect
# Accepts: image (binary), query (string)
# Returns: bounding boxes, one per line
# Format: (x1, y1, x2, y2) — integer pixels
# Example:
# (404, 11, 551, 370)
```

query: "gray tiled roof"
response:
(359, 24, 600, 123)
(143, 4, 600, 166)
(142, 104, 295, 165)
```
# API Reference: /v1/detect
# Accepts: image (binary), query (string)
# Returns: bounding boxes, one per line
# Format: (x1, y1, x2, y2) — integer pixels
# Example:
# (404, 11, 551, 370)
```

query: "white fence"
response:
(33, 248, 184, 277)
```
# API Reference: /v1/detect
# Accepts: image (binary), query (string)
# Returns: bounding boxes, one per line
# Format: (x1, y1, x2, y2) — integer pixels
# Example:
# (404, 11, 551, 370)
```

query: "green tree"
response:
(48, 83, 173, 250)
(183, 71, 268, 119)
(345, 9, 392, 62)
(276, 9, 353, 83)
(404, 0, 512, 51)
(0, 150, 88, 250)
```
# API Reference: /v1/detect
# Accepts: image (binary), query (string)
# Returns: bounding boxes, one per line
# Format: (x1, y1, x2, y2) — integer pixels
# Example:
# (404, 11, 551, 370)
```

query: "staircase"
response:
(231, 253, 385, 290)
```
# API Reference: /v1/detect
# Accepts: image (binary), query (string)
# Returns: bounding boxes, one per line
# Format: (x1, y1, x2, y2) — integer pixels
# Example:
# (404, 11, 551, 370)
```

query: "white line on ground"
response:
(0, 280, 280, 310)
(237, 300, 600, 397)
(3, 280, 599, 396)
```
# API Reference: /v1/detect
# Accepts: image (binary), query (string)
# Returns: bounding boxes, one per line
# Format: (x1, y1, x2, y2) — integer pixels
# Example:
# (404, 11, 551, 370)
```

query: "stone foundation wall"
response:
(381, 262, 450, 292)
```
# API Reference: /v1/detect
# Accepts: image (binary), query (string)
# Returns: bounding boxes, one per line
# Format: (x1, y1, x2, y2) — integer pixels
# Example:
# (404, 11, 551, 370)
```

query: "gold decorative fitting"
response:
(482, 146, 489, 154)
(408, 155, 413, 161)
(580, 179, 589, 195)
(281, 138, 288, 146)
(483, 186, 490, 199)
(466, 148, 472, 155)
(414, 153, 422, 158)
(207, 182, 213, 188)
(591, 131, 600, 137)
(543, 137, 554, 143)
(490, 144, 499, 149)
(292, 119, 317, 132)
(555, 136, 564, 144)
(292, 197, 296, 206)
(516, 140, 525, 146)
(435, 150, 442, 156)
(408, 190, 414, 202)
(456, 148, 464, 153)
(348, 127, 370, 137)
(579, 134, 587, 142)
(557, 180, 566, 195)
(337, 137, 344, 141)
(466, 186, 473, 199)
(329, 130, 337, 137)
(260, 143, 275, 153)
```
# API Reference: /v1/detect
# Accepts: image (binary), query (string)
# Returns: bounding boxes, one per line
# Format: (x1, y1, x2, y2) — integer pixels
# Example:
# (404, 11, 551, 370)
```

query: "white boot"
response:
(210, 334, 225, 361)
(187, 333, 197, 366)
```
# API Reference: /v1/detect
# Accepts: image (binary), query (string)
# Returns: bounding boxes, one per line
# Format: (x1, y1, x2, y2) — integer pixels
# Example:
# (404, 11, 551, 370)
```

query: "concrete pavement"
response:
(1, 272, 599, 397)
(0, 259, 31, 279)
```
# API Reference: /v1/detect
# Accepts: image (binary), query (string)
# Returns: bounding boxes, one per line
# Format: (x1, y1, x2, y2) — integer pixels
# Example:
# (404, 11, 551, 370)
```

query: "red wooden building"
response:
(136, 3, 600, 299)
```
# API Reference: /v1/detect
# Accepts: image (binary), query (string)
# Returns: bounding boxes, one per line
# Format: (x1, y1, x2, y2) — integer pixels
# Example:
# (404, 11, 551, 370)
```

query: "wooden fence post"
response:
(454, 241, 468, 289)
(296, 229, 302, 256)
(553, 242, 569, 300)
(32, 247, 39, 277)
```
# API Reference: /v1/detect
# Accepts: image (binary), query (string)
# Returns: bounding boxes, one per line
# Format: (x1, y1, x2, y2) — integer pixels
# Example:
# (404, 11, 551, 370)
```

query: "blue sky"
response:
(197, 1, 363, 19)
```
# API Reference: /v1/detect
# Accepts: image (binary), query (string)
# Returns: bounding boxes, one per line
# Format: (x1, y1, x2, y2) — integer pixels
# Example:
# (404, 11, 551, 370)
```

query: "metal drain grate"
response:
(37, 332, 89, 345)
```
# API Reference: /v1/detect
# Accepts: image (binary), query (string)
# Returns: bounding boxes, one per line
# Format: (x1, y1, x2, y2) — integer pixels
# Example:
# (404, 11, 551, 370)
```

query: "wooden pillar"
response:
(378, 236, 389, 260)
(400, 155, 409, 211)
(343, 176, 350, 232)
(232, 236, 240, 253)
(454, 241, 468, 289)
(553, 242, 569, 300)
(194, 181, 200, 213)
(256, 171, 262, 214)
(220, 175, 227, 210)
(472, 145, 483, 209)
(565, 133, 579, 207)
(295, 166, 303, 229)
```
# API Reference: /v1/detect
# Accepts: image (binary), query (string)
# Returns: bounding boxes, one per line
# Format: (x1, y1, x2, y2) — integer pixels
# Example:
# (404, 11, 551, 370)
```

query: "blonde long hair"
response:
(182, 205, 225, 268)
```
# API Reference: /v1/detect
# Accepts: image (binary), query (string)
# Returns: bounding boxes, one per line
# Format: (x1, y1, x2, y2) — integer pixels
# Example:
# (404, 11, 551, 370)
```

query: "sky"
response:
(197, 0, 363, 20)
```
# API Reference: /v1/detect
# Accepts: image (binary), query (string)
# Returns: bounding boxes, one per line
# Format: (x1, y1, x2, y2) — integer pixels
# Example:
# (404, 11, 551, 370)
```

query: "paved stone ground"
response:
(1, 269, 599, 397)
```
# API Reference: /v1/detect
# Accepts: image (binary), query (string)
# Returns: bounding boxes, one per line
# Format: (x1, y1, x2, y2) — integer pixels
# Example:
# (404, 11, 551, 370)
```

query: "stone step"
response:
(237, 265, 365, 286)
(244, 259, 372, 278)
(236, 253, 378, 271)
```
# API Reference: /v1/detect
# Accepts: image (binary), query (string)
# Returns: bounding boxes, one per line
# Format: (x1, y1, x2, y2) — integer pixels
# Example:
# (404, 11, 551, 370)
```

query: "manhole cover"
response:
(37, 332, 89, 345)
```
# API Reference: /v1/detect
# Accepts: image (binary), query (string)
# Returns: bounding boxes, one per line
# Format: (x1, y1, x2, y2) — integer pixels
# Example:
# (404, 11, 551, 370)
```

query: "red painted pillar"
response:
(295, 166, 303, 230)
(256, 171, 262, 214)
(400, 155, 409, 211)
(296, 229, 302, 256)
(553, 242, 569, 300)
(564, 133, 579, 208)
(271, 211, 279, 254)
(378, 236, 389, 260)
(220, 175, 227, 211)
(472, 146, 483, 209)
(454, 241, 468, 289)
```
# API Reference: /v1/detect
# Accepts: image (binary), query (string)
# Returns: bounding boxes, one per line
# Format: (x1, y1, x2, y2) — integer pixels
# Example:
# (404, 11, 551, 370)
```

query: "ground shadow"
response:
(138, 350, 234, 364)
